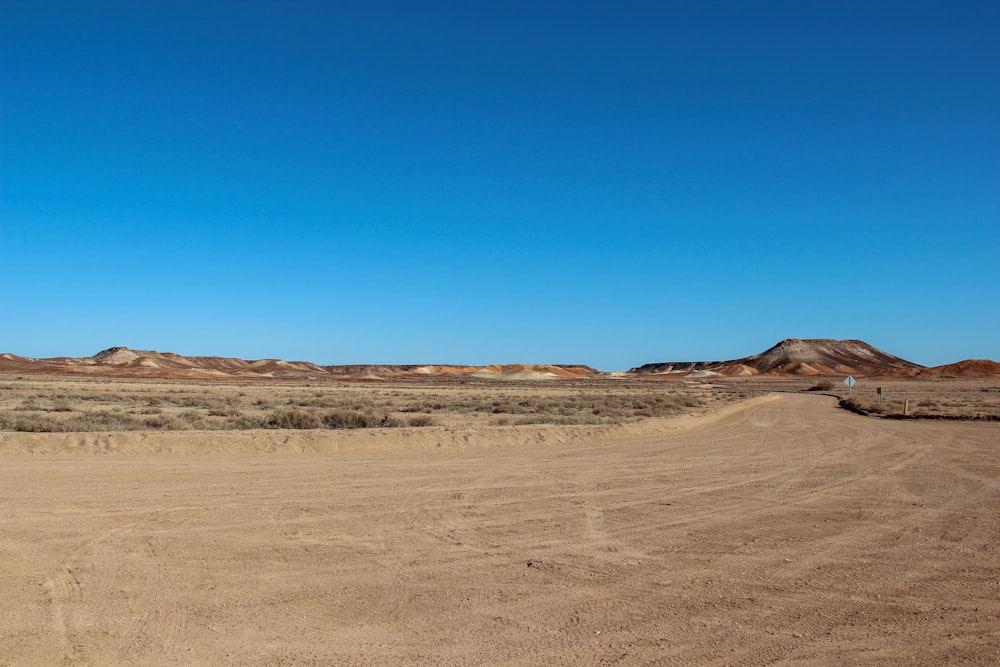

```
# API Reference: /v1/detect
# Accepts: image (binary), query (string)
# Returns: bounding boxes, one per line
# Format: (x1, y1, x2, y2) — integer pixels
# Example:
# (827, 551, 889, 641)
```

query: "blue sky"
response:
(2, 1, 997, 370)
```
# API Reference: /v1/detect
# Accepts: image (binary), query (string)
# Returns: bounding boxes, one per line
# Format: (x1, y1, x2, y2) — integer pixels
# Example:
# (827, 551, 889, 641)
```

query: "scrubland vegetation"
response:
(0, 377, 758, 432)
(4, 375, 995, 432)
(840, 383, 1000, 420)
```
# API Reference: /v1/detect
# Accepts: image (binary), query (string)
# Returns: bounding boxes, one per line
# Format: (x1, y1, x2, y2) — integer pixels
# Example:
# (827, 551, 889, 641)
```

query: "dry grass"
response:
(0, 377, 757, 432)
(689, 376, 1000, 420)
(6, 373, 994, 433)
(834, 380, 1000, 419)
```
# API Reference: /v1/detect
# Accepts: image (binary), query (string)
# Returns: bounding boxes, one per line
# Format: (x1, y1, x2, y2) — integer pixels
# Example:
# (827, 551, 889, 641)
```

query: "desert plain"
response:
(1, 374, 998, 665)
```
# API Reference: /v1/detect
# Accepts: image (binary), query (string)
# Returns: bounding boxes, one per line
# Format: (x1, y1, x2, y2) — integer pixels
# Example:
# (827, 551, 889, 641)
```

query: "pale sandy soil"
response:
(1, 393, 998, 665)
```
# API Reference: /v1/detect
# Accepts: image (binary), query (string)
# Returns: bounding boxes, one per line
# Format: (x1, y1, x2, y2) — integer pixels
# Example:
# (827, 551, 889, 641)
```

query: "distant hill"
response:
(1, 341, 996, 380)
(630, 339, 929, 377)
(914, 359, 1000, 379)
(0, 347, 601, 382)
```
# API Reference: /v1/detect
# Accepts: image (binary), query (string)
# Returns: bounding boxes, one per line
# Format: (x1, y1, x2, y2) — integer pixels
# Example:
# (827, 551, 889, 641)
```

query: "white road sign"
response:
(844, 375, 856, 387)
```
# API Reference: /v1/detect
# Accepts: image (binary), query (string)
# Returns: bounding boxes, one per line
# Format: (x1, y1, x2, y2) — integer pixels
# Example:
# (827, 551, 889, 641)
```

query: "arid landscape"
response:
(1, 340, 999, 664)
(6, 0, 998, 662)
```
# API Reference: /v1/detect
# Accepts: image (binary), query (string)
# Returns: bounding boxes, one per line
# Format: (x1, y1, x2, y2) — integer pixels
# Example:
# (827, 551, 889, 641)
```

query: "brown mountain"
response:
(0, 347, 600, 382)
(630, 339, 927, 377)
(2, 342, 995, 380)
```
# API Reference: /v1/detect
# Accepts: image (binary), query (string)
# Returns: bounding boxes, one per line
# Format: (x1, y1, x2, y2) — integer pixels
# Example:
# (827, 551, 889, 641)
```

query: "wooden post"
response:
(904, 400, 909, 416)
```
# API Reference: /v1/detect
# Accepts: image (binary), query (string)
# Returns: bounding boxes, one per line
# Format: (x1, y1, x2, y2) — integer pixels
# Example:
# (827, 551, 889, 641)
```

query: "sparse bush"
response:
(512, 414, 603, 426)
(321, 410, 403, 429)
(227, 412, 268, 429)
(143, 415, 186, 430)
(267, 409, 321, 429)
(321, 410, 368, 429)
(15, 398, 40, 411)
(406, 415, 435, 427)
(808, 380, 836, 392)
(71, 411, 146, 431)
(177, 410, 208, 429)
(177, 395, 211, 409)
(13, 413, 63, 432)
(839, 398, 869, 415)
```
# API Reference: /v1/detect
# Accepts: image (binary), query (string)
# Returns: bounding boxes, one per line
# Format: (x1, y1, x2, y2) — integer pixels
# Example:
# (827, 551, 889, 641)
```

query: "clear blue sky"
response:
(2, 1, 997, 370)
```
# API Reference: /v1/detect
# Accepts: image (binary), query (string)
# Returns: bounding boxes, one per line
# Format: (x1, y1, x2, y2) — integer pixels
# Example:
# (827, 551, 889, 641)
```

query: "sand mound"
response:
(721, 364, 757, 376)
(127, 356, 162, 368)
(465, 364, 595, 381)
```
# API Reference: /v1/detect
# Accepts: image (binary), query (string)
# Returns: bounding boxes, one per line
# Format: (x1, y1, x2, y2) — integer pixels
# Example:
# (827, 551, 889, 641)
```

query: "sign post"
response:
(844, 375, 856, 399)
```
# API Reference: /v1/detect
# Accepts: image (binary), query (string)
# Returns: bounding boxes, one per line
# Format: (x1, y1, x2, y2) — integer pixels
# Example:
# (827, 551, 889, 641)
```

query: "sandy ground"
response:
(1, 393, 998, 665)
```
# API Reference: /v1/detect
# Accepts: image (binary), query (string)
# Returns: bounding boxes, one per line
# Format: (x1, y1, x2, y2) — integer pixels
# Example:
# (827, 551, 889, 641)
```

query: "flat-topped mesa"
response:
(92, 346, 143, 365)
(628, 360, 725, 374)
(743, 338, 923, 374)
(631, 338, 926, 377)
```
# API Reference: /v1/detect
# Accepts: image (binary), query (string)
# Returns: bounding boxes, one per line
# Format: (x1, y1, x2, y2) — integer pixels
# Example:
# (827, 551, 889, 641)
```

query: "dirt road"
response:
(2, 394, 998, 665)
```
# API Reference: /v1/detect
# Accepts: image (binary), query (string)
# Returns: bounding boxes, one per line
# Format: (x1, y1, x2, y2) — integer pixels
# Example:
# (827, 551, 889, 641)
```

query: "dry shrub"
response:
(3, 412, 61, 432)
(7, 411, 149, 432)
(322, 410, 403, 429)
(512, 414, 603, 426)
(267, 409, 321, 429)
(322, 410, 368, 429)
(176, 410, 208, 429)
(840, 399, 872, 416)
(227, 412, 268, 429)
(142, 415, 187, 430)
(808, 380, 836, 391)
(70, 411, 147, 431)
(176, 395, 215, 409)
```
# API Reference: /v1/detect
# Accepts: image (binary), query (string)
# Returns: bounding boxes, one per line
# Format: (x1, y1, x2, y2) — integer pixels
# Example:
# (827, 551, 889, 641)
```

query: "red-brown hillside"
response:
(2, 342, 995, 381)
(630, 339, 928, 377)
(0, 348, 601, 381)
(916, 359, 1000, 379)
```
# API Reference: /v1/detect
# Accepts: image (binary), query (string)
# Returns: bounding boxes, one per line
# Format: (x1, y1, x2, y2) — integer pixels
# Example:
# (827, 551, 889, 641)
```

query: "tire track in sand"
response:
(44, 512, 190, 664)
